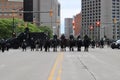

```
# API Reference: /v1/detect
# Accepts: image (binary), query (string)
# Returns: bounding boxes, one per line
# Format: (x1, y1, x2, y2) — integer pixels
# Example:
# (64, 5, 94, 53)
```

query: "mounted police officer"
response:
(39, 38, 43, 51)
(83, 35, 90, 52)
(52, 34, 58, 52)
(60, 34, 67, 51)
(44, 37, 50, 52)
(30, 38, 35, 51)
(69, 34, 75, 51)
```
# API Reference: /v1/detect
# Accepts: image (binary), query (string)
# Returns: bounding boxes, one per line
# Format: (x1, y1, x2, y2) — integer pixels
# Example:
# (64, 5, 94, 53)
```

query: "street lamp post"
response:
(96, 21, 100, 40)
(56, 19, 60, 37)
(72, 20, 75, 36)
(113, 18, 117, 40)
(12, 10, 16, 37)
(50, 9, 53, 29)
(89, 25, 94, 40)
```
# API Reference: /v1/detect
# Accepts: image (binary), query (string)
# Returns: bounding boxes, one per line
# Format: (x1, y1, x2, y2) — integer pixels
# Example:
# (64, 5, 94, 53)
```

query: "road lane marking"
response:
(56, 53, 63, 80)
(56, 65, 62, 80)
(48, 53, 63, 80)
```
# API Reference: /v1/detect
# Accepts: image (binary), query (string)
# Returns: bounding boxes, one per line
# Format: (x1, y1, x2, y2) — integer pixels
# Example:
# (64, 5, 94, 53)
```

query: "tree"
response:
(0, 18, 41, 39)
(0, 19, 12, 39)
(39, 26, 53, 38)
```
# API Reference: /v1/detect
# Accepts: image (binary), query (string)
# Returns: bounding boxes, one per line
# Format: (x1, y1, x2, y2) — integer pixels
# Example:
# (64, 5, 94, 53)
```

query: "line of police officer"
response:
(20, 34, 92, 52)
(0, 34, 106, 53)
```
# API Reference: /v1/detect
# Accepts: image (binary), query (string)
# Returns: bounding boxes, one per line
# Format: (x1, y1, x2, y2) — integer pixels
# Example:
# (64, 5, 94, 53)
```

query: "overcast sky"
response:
(58, 0, 81, 33)
(9, 0, 81, 33)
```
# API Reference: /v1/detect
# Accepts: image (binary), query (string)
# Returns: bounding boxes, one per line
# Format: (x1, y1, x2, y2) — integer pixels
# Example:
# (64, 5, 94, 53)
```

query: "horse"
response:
(60, 34, 67, 51)
(69, 35, 75, 51)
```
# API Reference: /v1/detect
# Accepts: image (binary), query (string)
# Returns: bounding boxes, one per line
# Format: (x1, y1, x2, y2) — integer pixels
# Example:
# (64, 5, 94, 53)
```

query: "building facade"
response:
(23, 0, 60, 36)
(81, 0, 120, 40)
(64, 18, 73, 39)
(0, 0, 23, 19)
(33, 0, 60, 36)
(24, 0, 33, 22)
(74, 13, 82, 37)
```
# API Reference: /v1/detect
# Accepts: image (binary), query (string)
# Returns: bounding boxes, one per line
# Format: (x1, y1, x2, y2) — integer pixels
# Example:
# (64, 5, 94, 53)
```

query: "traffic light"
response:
(72, 20, 75, 30)
(89, 26, 93, 30)
(49, 9, 53, 17)
(96, 21, 100, 27)
(113, 18, 117, 24)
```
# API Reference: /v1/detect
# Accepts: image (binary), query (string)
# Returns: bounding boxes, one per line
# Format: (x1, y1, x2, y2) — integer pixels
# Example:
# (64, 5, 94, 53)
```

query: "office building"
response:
(65, 18, 73, 39)
(23, 0, 60, 36)
(74, 13, 82, 37)
(81, 0, 120, 40)
(0, 0, 23, 19)
(24, 0, 33, 22)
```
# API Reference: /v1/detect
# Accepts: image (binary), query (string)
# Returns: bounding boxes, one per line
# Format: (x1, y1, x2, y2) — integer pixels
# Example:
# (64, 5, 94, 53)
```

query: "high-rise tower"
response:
(81, 0, 120, 40)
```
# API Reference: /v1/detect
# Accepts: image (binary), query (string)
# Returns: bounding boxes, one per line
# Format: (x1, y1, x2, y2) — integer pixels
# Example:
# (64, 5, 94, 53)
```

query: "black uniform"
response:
(83, 35, 90, 52)
(77, 35, 82, 51)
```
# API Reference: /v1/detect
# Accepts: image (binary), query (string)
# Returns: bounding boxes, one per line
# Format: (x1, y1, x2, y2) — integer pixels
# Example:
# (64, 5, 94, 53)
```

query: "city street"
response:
(0, 47, 120, 80)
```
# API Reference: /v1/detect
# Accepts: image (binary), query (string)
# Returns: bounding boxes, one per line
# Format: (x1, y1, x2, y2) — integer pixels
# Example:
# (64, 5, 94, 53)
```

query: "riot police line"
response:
(0, 32, 107, 53)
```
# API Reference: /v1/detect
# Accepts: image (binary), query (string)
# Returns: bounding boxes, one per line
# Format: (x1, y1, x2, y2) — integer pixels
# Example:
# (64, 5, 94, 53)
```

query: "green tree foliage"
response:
(27, 23, 41, 32)
(0, 19, 13, 39)
(39, 26, 53, 38)
(0, 18, 53, 39)
(0, 18, 41, 39)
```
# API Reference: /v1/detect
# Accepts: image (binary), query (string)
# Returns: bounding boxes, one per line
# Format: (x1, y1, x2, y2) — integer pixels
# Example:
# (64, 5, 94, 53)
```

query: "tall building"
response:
(74, 13, 82, 37)
(0, 0, 23, 19)
(81, 0, 120, 40)
(33, 0, 60, 36)
(65, 18, 73, 39)
(24, 0, 33, 22)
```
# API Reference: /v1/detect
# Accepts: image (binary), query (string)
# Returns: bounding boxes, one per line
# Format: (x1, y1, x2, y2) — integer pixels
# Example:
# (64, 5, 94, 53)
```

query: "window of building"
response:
(113, 3, 115, 5)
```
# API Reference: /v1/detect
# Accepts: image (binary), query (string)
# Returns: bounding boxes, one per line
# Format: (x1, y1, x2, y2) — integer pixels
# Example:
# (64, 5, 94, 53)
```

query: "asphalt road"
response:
(0, 47, 120, 80)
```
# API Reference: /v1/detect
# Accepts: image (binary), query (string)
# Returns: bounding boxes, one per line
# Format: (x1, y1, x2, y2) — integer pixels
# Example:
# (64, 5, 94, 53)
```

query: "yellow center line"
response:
(56, 53, 63, 80)
(48, 53, 63, 80)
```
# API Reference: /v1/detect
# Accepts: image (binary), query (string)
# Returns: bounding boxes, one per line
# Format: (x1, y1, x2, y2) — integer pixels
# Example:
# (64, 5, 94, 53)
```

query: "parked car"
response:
(111, 39, 120, 49)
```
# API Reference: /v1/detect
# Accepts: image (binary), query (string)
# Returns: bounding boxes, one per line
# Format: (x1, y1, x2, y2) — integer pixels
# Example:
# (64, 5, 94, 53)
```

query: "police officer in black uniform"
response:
(77, 35, 82, 51)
